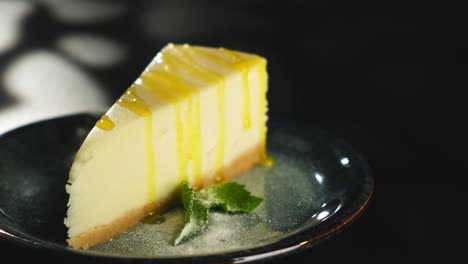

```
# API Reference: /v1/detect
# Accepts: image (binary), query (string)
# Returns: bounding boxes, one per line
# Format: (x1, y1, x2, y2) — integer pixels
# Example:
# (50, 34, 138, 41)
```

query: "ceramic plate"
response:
(0, 114, 373, 263)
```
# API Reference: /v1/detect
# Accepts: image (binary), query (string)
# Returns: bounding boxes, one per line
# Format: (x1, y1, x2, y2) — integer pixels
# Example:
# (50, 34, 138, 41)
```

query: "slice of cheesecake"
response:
(64, 44, 269, 249)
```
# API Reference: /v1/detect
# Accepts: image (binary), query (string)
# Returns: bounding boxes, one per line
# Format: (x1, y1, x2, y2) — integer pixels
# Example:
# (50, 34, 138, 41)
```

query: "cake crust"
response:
(68, 145, 262, 249)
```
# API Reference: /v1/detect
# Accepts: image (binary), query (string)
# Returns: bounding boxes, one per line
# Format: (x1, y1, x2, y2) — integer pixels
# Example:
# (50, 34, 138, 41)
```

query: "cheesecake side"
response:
(65, 44, 268, 249)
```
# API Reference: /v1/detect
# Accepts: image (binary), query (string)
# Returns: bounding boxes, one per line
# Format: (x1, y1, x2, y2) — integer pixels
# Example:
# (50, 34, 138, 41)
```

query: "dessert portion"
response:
(64, 43, 269, 249)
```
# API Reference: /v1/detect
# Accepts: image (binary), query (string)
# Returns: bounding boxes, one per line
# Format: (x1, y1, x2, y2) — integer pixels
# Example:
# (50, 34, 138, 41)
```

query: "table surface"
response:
(0, 1, 462, 262)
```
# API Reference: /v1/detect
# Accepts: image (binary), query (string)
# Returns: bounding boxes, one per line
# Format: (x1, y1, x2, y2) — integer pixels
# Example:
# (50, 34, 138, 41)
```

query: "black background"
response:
(0, 0, 464, 262)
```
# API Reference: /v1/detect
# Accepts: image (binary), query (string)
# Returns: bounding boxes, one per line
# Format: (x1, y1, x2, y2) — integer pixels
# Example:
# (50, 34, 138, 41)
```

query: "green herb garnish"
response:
(174, 181, 263, 245)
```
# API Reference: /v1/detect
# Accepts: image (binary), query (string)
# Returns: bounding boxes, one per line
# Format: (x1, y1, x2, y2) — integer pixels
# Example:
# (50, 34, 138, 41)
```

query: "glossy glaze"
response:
(111, 44, 268, 193)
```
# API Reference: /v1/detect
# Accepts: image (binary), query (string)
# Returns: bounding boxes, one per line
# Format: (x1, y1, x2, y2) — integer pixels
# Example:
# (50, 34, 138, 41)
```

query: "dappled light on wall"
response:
(1, 50, 110, 134)
(0, 1, 134, 135)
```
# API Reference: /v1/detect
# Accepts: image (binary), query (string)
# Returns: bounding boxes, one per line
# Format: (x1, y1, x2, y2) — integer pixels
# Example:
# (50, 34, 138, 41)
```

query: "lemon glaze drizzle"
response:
(167, 45, 271, 174)
(183, 95, 202, 183)
(113, 44, 270, 203)
(241, 69, 252, 130)
(177, 46, 228, 181)
(164, 48, 233, 184)
(199, 50, 271, 166)
(116, 86, 156, 202)
(188, 49, 235, 179)
(148, 50, 207, 183)
(175, 104, 186, 181)
(218, 48, 252, 131)
(192, 95, 202, 182)
(194, 47, 270, 166)
(96, 115, 115, 131)
(160, 52, 202, 184)
(141, 67, 190, 182)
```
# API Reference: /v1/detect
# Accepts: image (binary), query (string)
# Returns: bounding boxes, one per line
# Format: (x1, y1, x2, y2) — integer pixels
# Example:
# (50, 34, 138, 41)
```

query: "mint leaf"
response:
(174, 182, 209, 245)
(198, 182, 263, 213)
(181, 181, 193, 210)
(174, 181, 263, 245)
(174, 199, 209, 245)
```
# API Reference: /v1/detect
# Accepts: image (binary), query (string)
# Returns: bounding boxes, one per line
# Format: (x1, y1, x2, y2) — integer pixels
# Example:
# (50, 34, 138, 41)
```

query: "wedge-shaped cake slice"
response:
(65, 44, 269, 249)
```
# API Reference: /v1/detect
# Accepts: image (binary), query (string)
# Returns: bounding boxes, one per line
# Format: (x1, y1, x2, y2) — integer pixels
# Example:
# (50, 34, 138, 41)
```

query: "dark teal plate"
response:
(0, 115, 373, 263)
